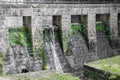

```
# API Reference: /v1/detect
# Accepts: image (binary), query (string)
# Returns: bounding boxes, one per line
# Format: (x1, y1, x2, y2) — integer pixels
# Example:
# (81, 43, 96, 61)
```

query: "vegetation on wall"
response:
(71, 23, 86, 34)
(96, 22, 105, 32)
(0, 52, 3, 76)
(96, 21, 112, 41)
(38, 30, 46, 70)
(9, 27, 33, 56)
(84, 68, 103, 80)
(62, 31, 68, 55)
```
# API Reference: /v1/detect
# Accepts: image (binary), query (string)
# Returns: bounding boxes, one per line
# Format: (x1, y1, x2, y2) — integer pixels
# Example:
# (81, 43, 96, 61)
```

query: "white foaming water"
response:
(50, 27, 63, 73)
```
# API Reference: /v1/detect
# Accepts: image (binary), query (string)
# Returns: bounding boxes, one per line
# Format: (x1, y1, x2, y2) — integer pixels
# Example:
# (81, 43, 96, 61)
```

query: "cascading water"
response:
(51, 27, 63, 73)
(44, 26, 63, 73)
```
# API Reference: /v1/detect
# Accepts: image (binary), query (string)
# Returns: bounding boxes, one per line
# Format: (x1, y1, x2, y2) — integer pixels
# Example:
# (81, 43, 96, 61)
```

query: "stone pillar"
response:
(1, 16, 14, 74)
(0, 17, 9, 55)
(110, 10, 118, 48)
(87, 13, 97, 52)
(61, 15, 71, 54)
(31, 15, 42, 71)
(61, 15, 71, 33)
(42, 15, 53, 70)
(110, 13, 118, 39)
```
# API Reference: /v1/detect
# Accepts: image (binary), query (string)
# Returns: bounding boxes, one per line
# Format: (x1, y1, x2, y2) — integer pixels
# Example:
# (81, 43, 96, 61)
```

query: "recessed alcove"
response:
(96, 14, 113, 58)
(96, 14, 111, 43)
(52, 15, 63, 52)
(7, 16, 33, 73)
(71, 15, 88, 48)
(118, 13, 120, 37)
(8, 16, 33, 55)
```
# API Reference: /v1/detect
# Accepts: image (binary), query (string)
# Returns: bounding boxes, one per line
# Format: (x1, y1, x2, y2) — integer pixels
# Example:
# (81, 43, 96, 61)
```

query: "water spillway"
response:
(44, 26, 70, 72)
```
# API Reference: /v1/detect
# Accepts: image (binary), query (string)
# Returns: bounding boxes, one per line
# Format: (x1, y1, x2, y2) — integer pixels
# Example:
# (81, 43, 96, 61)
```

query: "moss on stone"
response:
(71, 23, 84, 34)
(9, 72, 80, 80)
(0, 52, 3, 76)
(96, 22, 105, 32)
(85, 55, 120, 80)
(62, 31, 68, 55)
(96, 22, 112, 41)
(38, 30, 46, 70)
(9, 27, 33, 56)
(84, 68, 103, 80)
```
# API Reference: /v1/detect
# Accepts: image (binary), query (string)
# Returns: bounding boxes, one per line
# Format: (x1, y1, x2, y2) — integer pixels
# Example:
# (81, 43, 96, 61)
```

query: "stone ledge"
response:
(84, 64, 120, 80)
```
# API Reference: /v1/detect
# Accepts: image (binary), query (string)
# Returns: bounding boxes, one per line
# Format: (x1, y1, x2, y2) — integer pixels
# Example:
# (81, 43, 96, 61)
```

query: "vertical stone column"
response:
(31, 15, 42, 71)
(110, 13, 118, 39)
(110, 8, 118, 48)
(1, 16, 13, 74)
(0, 17, 9, 54)
(61, 15, 71, 54)
(42, 15, 53, 70)
(87, 13, 97, 52)
(61, 15, 71, 33)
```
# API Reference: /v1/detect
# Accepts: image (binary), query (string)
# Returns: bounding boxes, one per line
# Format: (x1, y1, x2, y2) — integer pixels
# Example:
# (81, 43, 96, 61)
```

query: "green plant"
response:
(9, 27, 33, 56)
(84, 68, 103, 80)
(0, 52, 3, 76)
(38, 30, 46, 70)
(62, 32, 68, 55)
(87, 55, 120, 76)
(71, 24, 82, 34)
(96, 22, 105, 32)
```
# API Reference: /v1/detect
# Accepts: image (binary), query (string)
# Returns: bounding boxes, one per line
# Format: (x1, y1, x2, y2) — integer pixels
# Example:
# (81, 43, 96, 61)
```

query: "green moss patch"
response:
(71, 23, 86, 34)
(9, 27, 33, 54)
(96, 21, 112, 41)
(96, 22, 105, 32)
(37, 30, 46, 70)
(62, 32, 68, 55)
(87, 56, 120, 75)
(85, 55, 120, 80)
(8, 72, 79, 80)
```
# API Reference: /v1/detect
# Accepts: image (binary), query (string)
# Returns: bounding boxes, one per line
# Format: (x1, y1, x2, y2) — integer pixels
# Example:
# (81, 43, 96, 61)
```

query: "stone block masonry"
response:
(0, 3, 119, 76)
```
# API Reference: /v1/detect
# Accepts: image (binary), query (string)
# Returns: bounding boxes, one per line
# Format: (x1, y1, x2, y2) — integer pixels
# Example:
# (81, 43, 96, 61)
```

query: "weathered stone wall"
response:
(0, 0, 120, 4)
(0, 3, 120, 74)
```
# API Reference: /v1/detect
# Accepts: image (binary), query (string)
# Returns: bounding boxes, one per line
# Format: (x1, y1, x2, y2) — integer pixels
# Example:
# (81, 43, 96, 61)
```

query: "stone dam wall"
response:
(0, 3, 120, 77)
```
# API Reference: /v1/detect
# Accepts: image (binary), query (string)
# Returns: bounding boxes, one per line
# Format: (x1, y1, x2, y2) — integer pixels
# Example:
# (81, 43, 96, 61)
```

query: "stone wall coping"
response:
(0, 3, 119, 8)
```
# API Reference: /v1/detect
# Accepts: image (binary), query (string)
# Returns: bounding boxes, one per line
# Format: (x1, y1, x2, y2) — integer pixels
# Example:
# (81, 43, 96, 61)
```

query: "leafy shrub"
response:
(71, 23, 84, 34)
(9, 27, 33, 54)
(96, 22, 105, 32)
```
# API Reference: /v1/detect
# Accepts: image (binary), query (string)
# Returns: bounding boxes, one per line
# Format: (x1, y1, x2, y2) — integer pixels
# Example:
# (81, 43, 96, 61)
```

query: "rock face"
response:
(3, 45, 35, 74)
(66, 33, 89, 69)
(66, 32, 98, 77)
(96, 31, 113, 59)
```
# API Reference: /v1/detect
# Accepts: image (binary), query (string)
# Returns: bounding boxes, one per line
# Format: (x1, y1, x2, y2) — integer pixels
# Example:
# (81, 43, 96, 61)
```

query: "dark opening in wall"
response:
(21, 69, 28, 73)
(52, 15, 63, 52)
(8, 16, 33, 56)
(118, 13, 120, 37)
(96, 14, 111, 44)
(71, 15, 89, 48)
(23, 16, 33, 56)
(96, 14, 113, 58)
